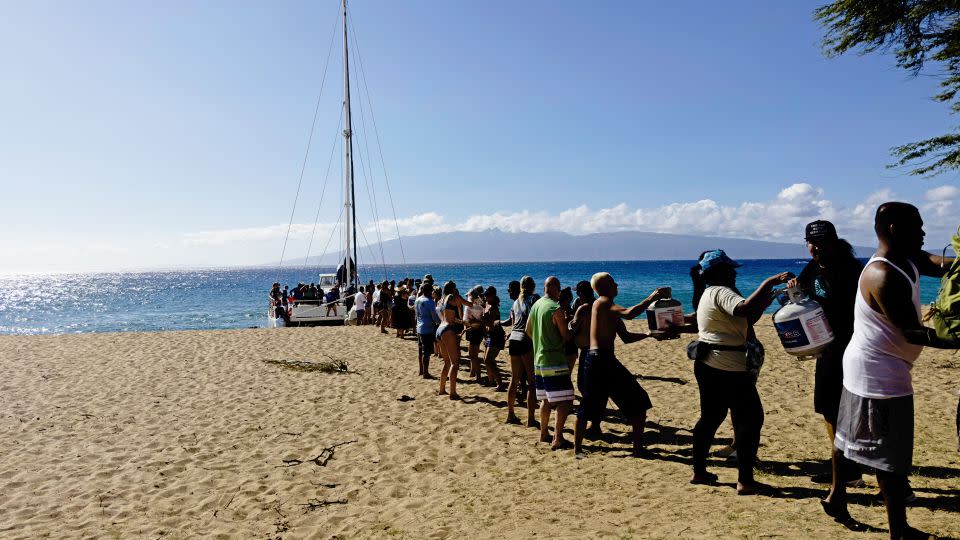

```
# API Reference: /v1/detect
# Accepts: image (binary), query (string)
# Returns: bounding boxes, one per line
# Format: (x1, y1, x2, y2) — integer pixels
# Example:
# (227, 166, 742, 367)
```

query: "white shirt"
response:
(696, 286, 748, 372)
(372, 289, 381, 303)
(842, 257, 923, 398)
(354, 292, 368, 311)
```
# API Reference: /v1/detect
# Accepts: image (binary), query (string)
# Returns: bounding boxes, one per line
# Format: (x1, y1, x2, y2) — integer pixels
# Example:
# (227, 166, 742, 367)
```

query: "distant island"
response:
(269, 229, 875, 266)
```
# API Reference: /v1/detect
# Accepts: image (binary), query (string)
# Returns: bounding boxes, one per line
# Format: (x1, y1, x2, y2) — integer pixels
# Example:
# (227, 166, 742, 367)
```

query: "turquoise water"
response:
(0, 260, 942, 335)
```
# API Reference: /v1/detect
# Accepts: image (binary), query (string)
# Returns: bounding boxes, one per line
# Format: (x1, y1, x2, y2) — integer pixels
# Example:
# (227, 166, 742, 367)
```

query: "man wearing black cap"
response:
(789, 221, 864, 485)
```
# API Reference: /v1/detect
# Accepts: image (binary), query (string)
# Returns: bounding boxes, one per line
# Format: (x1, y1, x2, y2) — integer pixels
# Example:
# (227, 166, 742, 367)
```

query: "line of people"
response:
(383, 202, 955, 540)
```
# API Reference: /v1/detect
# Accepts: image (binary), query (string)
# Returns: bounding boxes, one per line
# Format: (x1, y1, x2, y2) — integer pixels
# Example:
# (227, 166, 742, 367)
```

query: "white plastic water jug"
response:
(772, 286, 834, 359)
(646, 296, 684, 332)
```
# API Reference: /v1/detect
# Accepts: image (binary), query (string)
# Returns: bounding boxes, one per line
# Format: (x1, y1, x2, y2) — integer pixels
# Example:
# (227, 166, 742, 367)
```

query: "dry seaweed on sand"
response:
(263, 356, 349, 373)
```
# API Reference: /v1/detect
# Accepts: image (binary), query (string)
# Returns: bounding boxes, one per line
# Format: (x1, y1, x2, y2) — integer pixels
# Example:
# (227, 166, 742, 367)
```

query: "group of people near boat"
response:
(270, 278, 430, 330)
(270, 202, 957, 539)
(269, 281, 346, 322)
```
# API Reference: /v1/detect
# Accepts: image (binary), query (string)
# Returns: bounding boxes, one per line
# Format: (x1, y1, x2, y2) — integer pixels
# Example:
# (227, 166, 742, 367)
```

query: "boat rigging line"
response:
(348, 16, 407, 265)
(277, 8, 341, 282)
(303, 102, 345, 268)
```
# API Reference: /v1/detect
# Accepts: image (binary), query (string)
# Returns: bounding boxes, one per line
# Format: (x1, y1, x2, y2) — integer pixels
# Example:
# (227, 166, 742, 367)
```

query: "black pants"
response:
(418, 333, 435, 362)
(692, 361, 764, 483)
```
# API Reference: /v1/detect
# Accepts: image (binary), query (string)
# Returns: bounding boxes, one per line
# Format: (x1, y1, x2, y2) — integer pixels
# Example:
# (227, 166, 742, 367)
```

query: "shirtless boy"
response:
(573, 272, 670, 457)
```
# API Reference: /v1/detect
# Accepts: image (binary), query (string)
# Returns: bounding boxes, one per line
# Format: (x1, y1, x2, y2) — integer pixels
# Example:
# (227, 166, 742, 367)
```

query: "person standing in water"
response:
(573, 273, 670, 458)
(824, 203, 957, 539)
(526, 276, 574, 449)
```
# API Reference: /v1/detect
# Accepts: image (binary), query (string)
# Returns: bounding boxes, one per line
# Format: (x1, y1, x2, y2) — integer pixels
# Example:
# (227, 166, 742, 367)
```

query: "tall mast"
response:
(341, 0, 357, 287)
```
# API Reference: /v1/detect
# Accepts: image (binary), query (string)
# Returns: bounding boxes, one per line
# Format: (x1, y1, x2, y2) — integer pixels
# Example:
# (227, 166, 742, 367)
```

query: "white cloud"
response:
(923, 184, 960, 221)
(167, 182, 960, 264)
(925, 185, 960, 201)
(10, 183, 958, 274)
(181, 222, 338, 247)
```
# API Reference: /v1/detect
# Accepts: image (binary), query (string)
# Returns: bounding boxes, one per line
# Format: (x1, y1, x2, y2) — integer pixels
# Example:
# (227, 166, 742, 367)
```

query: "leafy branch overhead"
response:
(815, 0, 960, 176)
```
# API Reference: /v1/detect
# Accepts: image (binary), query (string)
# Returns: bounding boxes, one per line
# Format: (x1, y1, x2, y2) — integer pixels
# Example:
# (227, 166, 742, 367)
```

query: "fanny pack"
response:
(686, 339, 765, 380)
(686, 340, 745, 361)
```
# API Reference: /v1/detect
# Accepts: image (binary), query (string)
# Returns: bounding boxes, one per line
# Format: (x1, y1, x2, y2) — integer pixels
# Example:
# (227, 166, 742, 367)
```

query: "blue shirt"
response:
(415, 296, 441, 335)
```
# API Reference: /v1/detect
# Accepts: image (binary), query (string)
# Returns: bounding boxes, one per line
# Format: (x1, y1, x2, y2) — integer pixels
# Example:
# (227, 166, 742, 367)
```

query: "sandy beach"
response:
(1, 321, 957, 539)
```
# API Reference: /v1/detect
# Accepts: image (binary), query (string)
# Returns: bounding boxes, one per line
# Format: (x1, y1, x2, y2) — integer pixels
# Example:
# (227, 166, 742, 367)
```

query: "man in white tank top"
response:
(823, 203, 957, 539)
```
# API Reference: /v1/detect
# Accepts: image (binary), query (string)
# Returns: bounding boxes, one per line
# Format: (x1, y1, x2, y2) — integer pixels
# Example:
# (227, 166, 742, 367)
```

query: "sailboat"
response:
(269, 0, 396, 327)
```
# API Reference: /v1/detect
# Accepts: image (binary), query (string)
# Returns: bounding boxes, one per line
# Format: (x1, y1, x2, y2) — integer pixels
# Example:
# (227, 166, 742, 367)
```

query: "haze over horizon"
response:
(2, 1, 958, 274)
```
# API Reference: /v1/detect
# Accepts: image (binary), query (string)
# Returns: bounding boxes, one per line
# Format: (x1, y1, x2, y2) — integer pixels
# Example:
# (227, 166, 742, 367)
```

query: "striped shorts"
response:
(534, 363, 575, 403)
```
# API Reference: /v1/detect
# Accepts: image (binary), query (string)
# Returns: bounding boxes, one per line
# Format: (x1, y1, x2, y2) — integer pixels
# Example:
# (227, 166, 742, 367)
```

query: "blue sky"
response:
(1, 0, 958, 272)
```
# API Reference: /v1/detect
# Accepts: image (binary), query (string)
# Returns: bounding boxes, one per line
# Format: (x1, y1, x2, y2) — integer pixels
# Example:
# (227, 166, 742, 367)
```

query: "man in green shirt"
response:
(526, 276, 573, 450)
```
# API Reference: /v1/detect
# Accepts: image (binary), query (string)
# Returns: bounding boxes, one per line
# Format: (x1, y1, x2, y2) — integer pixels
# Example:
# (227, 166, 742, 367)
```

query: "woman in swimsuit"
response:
(437, 281, 471, 400)
(482, 286, 507, 391)
(505, 276, 540, 427)
(464, 285, 487, 383)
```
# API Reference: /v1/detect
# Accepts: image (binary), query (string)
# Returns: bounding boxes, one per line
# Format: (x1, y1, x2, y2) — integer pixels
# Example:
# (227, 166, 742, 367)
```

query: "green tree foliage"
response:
(815, 0, 960, 176)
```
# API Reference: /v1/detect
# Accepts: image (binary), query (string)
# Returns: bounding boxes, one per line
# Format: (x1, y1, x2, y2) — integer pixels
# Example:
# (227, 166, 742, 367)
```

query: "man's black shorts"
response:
(418, 332, 436, 358)
(578, 349, 652, 420)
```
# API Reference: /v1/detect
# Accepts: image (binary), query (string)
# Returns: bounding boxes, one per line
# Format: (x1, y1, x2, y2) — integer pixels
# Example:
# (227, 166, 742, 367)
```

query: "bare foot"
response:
(449, 393, 461, 401)
(689, 471, 718, 485)
(902, 527, 935, 540)
(737, 480, 777, 496)
(584, 424, 602, 440)
(539, 434, 553, 444)
(505, 414, 522, 425)
(527, 419, 541, 429)
(437, 390, 448, 396)
(551, 438, 573, 451)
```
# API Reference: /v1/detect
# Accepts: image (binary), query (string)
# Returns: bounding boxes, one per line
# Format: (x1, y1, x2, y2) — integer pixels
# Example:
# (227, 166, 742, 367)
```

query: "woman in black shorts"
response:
(482, 286, 507, 391)
(788, 221, 864, 485)
(505, 276, 540, 427)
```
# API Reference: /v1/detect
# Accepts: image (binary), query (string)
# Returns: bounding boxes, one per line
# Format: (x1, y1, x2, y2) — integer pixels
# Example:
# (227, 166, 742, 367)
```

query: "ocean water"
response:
(0, 259, 943, 335)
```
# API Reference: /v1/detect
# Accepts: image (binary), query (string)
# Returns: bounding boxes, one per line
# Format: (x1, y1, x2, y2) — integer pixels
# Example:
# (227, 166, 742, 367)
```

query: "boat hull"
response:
(288, 302, 348, 326)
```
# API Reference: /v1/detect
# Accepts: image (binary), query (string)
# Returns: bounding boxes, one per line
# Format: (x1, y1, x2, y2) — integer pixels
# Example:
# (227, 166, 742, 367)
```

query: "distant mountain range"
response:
(268, 229, 876, 266)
